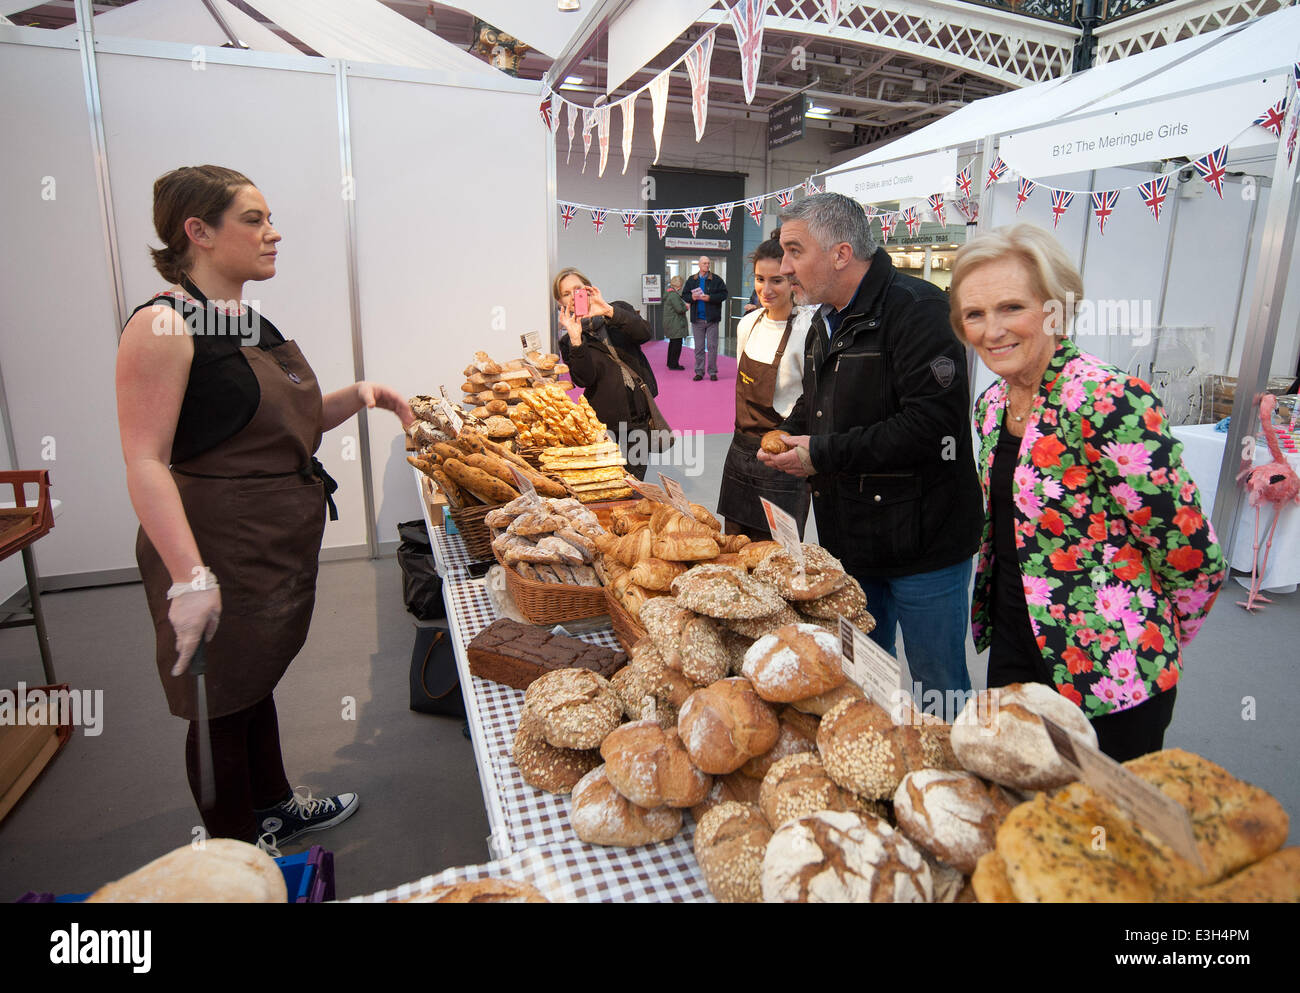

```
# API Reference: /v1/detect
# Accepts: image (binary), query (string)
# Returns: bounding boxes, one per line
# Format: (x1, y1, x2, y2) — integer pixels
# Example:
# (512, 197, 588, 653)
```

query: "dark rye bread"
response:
(468, 618, 626, 691)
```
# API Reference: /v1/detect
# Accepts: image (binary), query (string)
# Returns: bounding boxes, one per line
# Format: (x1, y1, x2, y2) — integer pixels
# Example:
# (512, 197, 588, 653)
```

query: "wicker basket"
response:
(489, 528, 608, 624)
(605, 587, 647, 654)
(447, 501, 497, 560)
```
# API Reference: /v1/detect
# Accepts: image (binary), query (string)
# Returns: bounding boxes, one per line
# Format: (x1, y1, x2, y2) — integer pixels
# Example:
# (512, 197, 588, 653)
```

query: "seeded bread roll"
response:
(817, 696, 959, 801)
(789, 682, 864, 717)
(600, 720, 711, 808)
(569, 765, 683, 847)
(798, 575, 868, 619)
(522, 668, 622, 751)
(753, 544, 849, 601)
(691, 770, 765, 823)
(893, 769, 1018, 874)
(761, 810, 933, 903)
(760, 752, 875, 830)
(721, 602, 801, 640)
(671, 564, 786, 620)
(678, 678, 780, 775)
(740, 707, 820, 780)
(694, 802, 772, 903)
(742, 623, 847, 703)
(950, 682, 1097, 791)
(511, 709, 602, 795)
(737, 540, 783, 570)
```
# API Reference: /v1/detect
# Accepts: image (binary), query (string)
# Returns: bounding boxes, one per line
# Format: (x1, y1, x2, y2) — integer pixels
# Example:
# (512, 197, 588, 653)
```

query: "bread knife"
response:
(191, 639, 216, 811)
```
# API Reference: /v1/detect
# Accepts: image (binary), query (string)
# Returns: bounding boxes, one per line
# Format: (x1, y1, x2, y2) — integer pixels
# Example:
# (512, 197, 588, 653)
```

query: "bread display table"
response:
(418, 523, 711, 902)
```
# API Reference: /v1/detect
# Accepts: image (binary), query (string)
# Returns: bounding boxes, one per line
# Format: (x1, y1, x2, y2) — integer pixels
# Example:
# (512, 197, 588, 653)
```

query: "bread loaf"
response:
(522, 668, 622, 751)
(442, 458, 519, 505)
(694, 802, 772, 903)
(677, 678, 780, 775)
(740, 706, 819, 780)
(671, 564, 786, 620)
(569, 765, 683, 847)
(759, 752, 874, 830)
(893, 769, 1017, 874)
(741, 623, 847, 703)
(87, 839, 287, 903)
(721, 602, 802, 640)
(797, 575, 868, 620)
(512, 709, 602, 795)
(600, 720, 711, 808)
(817, 696, 958, 800)
(753, 544, 849, 601)
(401, 879, 549, 903)
(789, 682, 864, 717)
(691, 769, 764, 822)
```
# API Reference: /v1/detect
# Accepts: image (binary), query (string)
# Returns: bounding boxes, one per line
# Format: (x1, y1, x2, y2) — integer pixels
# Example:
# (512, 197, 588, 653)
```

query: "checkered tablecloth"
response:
(429, 522, 477, 580)
(426, 527, 713, 903)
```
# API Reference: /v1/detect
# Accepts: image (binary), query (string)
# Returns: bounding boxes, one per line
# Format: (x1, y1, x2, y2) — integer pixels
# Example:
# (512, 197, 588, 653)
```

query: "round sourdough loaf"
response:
(761, 810, 933, 903)
(753, 544, 849, 601)
(512, 709, 602, 794)
(569, 765, 683, 847)
(87, 839, 287, 903)
(817, 697, 957, 800)
(742, 623, 846, 703)
(892, 768, 1017, 874)
(797, 575, 867, 619)
(759, 752, 877, 829)
(600, 720, 711, 808)
(677, 678, 780, 774)
(740, 707, 819, 780)
(691, 769, 764, 822)
(694, 801, 772, 903)
(721, 601, 801, 640)
(671, 564, 786, 619)
(950, 682, 1097, 790)
(522, 668, 622, 751)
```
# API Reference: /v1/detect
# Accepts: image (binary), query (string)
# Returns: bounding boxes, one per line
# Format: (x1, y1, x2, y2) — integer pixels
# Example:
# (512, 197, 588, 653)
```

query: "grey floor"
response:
(1, 432, 1296, 900)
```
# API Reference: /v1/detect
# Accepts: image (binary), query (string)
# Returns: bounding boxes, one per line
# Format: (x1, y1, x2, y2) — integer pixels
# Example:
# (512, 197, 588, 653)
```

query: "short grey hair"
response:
(779, 192, 877, 260)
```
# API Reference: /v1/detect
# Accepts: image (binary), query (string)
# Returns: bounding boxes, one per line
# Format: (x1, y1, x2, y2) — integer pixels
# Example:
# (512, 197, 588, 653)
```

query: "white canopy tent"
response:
(822, 5, 1300, 558)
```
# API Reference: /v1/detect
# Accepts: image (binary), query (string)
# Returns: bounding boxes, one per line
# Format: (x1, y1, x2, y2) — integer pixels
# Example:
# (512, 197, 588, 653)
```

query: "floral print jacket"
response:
(971, 338, 1226, 719)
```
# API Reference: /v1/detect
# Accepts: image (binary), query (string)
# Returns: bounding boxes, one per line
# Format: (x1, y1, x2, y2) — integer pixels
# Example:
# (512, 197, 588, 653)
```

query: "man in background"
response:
(682, 256, 729, 382)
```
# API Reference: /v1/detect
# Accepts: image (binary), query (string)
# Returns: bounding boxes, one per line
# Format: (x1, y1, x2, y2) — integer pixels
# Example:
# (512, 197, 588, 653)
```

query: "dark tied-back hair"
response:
(750, 227, 783, 267)
(150, 165, 255, 284)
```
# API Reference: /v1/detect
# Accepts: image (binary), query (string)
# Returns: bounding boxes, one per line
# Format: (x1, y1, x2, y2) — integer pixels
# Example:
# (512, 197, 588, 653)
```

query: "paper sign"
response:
(760, 497, 805, 586)
(1039, 716, 1205, 873)
(658, 473, 693, 515)
(520, 331, 541, 354)
(434, 394, 463, 433)
(824, 147, 957, 205)
(623, 475, 670, 504)
(509, 467, 539, 504)
(520, 357, 547, 385)
(837, 615, 903, 711)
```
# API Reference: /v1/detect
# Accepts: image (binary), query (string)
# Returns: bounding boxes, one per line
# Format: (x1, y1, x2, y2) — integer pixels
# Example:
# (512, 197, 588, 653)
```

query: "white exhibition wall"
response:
(0, 29, 547, 586)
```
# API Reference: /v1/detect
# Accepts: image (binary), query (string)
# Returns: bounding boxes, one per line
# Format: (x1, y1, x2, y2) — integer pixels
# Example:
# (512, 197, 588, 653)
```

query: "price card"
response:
(1039, 716, 1206, 873)
(520, 356, 547, 385)
(658, 473, 694, 516)
(509, 466, 540, 504)
(760, 497, 805, 587)
(623, 475, 670, 504)
(520, 331, 541, 354)
(837, 615, 903, 711)
(434, 394, 463, 433)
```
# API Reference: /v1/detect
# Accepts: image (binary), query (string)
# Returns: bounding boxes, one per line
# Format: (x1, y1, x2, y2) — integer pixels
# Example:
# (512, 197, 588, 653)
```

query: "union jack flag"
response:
(902, 206, 920, 236)
(1289, 113, 1299, 165)
(651, 210, 673, 239)
(540, 95, 553, 131)
(985, 157, 1007, 190)
(621, 211, 640, 237)
(581, 106, 594, 172)
(1050, 189, 1074, 229)
(684, 31, 716, 142)
(1139, 175, 1170, 223)
(559, 203, 577, 230)
(684, 207, 703, 237)
(805, 178, 823, 195)
(727, 0, 766, 105)
(1193, 146, 1228, 199)
(1015, 179, 1036, 213)
(744, 196, 764, 227)
(953, 197, 979, 223)
(1253, 97, 1287, 138)
(565, 100, 577, 164)
(927, 194, 945, 225)
(776, 188, 795, 208)
(590, 208, 608, 234)
(955, 164, 973, 199)
(1091, 190, 1120, 235)
(878, 212, 896, 244)
(714, 203, 735, 233)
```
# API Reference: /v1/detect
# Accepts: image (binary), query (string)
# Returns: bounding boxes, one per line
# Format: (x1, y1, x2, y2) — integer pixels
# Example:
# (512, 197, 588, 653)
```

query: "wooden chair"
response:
(0, 470, 56, 683)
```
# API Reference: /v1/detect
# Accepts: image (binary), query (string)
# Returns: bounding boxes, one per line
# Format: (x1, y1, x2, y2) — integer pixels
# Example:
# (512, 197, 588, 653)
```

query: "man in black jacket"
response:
(759, 193, 984, 715)
(682, 256, 729, 382)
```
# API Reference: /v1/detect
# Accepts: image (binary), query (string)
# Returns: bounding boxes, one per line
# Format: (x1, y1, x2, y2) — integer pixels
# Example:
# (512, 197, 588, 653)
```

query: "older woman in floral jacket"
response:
(951, 224, 1225, 762)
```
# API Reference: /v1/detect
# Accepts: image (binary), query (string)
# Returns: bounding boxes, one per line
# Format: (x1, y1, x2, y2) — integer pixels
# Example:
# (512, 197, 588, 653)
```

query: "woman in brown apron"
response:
(717, 232, 813, 539)
(116, 166, 412, 848)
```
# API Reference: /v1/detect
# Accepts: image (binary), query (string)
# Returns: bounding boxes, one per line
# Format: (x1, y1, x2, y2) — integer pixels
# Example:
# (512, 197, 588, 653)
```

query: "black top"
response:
(558, 301, 655, 428)
(125, 291, 287, 465)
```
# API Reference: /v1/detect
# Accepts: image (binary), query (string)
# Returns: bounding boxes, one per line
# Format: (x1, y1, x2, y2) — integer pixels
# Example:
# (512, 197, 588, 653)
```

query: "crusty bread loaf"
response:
(971, 850, 1017, 903)
(817, 696, 958, 800)
(893, 769, 1017, 874)
(950, 682, 1097, 791)
(671, 564, 786, 620)
(691, 769, 764, 822)
(569, 765, 683, 847)
(512, 709, 602, 794)
(401, 878, 550, 903)
(678, 678, 780, 775)
(87, 839, 287, 903)
(759, 752, 876, 830)
(761, 810, 933, 903)
(753, 544, 849, 601)
(442, 458, 520, 505)
(740, 706, 819, 780)
(522, 668, 622, 751)
(600, 719, 711, 808)
(797, 575, 868, 620)
(789, 682, 864, 717)
(741, 623, 847, 703)
(694, 801, 772, 903)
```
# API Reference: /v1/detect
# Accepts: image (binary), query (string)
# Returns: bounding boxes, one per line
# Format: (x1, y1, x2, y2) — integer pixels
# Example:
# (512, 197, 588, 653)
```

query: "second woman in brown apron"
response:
(717, 232, 813, 539)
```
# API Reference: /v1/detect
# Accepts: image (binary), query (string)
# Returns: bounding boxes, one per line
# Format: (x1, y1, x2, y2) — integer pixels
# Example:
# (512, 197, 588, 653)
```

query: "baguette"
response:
(442, 458, 520, 505)
(430, 467, 465, 510)
(463, 452, 520, 487)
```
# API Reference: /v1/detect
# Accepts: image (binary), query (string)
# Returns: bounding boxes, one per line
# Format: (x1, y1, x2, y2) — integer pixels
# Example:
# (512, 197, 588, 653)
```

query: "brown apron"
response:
(136, 337, 327, 721)
(717, 313, 810, 537)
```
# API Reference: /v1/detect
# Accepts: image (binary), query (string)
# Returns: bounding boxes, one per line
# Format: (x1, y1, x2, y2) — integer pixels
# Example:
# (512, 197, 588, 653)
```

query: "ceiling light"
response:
(558, 0, 581, 11)
(560, 75, 585, 89)
(806, 105, 832, 115)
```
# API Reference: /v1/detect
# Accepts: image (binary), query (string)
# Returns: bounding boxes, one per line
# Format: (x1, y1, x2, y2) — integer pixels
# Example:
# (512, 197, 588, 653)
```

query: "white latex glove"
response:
(168, 587, 221, 676)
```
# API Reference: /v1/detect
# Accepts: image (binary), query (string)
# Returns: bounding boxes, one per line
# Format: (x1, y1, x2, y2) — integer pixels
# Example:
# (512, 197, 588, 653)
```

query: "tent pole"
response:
(965, 135, 996, 405)
(1211, 126, 1300, 566)
(546, 103, 559, 355)
(1221, 184, 1263, 376)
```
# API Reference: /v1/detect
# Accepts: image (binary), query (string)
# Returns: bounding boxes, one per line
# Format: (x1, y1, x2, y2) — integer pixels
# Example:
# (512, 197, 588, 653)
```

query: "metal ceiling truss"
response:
(1093, 0, 1296, 63)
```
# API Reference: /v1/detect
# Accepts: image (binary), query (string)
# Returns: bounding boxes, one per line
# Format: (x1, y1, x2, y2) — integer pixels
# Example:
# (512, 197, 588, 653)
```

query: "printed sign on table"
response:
(659, 473, 693, 516)
(837, 615, 902, 710)
(760, 497, 804, 586)
(509, 467, 539, 504)
(520, 331, 541, 354)
(623, 475, 670, 504)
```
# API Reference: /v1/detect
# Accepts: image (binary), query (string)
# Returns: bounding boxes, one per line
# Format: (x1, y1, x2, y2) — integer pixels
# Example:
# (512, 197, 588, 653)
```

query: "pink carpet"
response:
(639, 339, 738, 434)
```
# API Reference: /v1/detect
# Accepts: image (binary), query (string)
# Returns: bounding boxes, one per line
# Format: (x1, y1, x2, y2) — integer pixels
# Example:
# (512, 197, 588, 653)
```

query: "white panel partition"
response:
(345, 67, 550, 544)
(0, 37, 136, 582)
(94, 42, 368, 553)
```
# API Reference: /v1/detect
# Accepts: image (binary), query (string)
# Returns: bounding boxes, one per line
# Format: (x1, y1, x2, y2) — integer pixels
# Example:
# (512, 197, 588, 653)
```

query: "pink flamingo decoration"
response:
(1236, 393, 1300, 611)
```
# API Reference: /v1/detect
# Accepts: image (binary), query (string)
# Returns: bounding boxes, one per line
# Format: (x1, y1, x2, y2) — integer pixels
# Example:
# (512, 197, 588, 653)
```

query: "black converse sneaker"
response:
(255, 788, 359, 847)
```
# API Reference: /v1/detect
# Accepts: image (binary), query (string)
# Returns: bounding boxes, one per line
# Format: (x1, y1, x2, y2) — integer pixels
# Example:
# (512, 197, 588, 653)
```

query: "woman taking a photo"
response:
(116, 165, 412, 848)
(717, 232, 813, 539)
(553, 267, 659, 479)
(950, 224, 1224, 761)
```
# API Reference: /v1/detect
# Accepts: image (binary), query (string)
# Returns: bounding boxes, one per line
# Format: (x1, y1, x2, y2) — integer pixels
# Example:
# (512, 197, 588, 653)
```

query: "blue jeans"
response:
(855, 558, 973, 719)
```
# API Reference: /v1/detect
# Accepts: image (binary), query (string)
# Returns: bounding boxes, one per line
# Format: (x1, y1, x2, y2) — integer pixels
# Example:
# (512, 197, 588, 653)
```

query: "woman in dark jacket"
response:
(553, 266, 657, 479)
(662, 275, 688, 370)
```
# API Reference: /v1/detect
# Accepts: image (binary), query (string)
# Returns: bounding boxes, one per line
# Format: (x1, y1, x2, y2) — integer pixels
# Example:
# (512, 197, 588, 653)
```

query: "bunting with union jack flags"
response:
(714, 202, 735, 232)
(590, 207, 608, 234)
(985, 157, 1008, 190)
(745, 196, 765, 227)
(776, 188, 795, 208)
(727, 0, 766, 105)
(927, 193, 945, 225)
(1050, 189, 1074, 229)
(539, 93, 553, 132)
(1014, 179, 1035, 213)
(955, 164, 973, 199)
(878, 212, 897, 244)
(684, 207, 703, 237)
(1139, 176, 1170, 223)
(684, 31, 717, 142)
(806, 178, 824, 195)
(651, 210, 673, 239)
(1091, 190, 1120, 235)
(1253, 97, 1287, 138)
(559, 203, 577, 230)
(621, 211, 640, 237)
(565, 100, 577, 164)
(902, 206, 920, 236)
(1192, 146, 1229, 199)
(953, 197, 979, 224)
